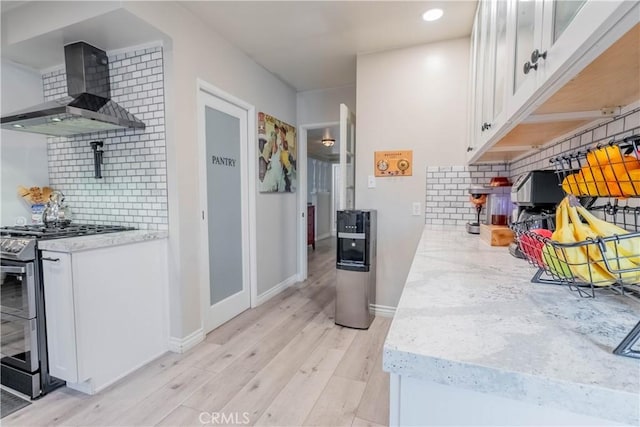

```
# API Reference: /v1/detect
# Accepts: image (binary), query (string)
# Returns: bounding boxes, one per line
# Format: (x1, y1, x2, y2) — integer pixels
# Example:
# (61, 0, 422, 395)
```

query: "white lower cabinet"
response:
(41, 239, 168, 394)
(41, 252, 79, 383)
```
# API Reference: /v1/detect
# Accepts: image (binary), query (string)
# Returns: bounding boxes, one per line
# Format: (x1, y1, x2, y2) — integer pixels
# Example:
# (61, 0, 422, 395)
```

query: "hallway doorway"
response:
(298, 122, 339, 281)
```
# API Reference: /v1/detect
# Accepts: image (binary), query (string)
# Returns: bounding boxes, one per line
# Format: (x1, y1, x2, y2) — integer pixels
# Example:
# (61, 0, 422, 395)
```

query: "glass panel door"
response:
(199, 88, 250, 333)
(553, 0, 586, 42)
(205, 106, 243, 306)
(514, 0, 537, 94)
(480, 0, 494, 127)
(339, 104, 356, 210)
(493, 0, 508, 119)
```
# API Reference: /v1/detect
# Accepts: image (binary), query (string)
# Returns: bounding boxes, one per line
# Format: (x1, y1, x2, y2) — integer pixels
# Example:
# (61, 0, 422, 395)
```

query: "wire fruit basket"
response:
(551, 135, 640, 198)
(513, 133, 640, 359)
(511, 202, 640, 298)
(512, 200, 640, 359)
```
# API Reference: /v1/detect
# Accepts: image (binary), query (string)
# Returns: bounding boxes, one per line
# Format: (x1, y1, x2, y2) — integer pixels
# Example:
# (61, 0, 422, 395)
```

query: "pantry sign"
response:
(374, 150, 413, 177)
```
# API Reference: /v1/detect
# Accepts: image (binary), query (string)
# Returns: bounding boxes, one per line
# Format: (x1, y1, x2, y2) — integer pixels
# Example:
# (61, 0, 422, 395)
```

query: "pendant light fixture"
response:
(322, 138, 335, 147)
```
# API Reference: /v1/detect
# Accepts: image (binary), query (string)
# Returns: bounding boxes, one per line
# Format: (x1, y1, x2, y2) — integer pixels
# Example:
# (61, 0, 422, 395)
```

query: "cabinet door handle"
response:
(523, 61, 538, 74)
(530, 49, 547, 64)
(481, 122, 492, 131)
(42, 257, 60, 262)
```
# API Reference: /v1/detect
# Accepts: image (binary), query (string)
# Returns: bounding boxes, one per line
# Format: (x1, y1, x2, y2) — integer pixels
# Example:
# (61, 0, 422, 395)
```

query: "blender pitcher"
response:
(488, 192, 512, 226)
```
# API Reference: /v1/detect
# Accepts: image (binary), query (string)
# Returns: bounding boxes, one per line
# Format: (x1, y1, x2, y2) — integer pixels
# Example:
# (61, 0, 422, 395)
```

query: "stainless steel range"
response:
(0, 224, 133, 398)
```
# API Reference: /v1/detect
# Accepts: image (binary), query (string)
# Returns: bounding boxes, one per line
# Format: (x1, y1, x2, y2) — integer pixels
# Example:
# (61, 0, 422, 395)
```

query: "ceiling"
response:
(181, 1, 477, 91)
(1, 8, 166, 70)
(1, 1, 476, 91)
(308, 125, 340, 162)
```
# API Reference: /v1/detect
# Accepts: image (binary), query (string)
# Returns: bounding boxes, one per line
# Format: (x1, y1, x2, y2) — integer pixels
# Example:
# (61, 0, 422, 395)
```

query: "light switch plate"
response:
(412, 202, 421, 216)
(368, 175, 376, 188)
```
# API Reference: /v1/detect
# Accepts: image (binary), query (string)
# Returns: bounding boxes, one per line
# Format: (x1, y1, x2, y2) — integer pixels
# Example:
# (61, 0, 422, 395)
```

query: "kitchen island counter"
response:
(384, 225, 639, 426)
(37, 230, 168, 253)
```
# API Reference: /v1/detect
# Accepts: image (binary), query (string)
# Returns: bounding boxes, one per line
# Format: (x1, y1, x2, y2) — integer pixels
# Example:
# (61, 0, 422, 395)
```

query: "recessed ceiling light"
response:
(12, 124, 24, 128)
(51, 117, 62, 122)
(422, 8, 443, 22)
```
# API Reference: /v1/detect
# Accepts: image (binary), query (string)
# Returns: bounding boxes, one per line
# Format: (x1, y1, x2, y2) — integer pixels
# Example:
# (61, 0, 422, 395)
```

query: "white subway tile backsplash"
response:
(45, 46, 167, 230)
(508, 106, 640, 186)
(425, 163, 510, 225)
(607, 118, 625, 136)
(625, 111, 640, 131)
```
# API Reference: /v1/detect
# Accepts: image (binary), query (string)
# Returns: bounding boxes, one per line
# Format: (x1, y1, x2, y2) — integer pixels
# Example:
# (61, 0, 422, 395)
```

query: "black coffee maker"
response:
(509, 170, 565, 258)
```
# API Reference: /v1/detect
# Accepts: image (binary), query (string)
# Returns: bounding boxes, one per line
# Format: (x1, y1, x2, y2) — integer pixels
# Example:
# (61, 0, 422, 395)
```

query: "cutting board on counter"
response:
(480, 224, 514, 246)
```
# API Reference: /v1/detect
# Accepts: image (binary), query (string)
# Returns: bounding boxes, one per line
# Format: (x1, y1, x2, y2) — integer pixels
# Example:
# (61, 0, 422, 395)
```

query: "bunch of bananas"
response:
(561, 145, 640, 197)
(544, 197, 640, 286)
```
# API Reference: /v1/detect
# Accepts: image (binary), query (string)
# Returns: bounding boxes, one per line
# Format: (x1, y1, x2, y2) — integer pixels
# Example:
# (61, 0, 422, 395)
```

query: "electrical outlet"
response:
(368, 175, 376, 188)
(412, 202, 421, 216)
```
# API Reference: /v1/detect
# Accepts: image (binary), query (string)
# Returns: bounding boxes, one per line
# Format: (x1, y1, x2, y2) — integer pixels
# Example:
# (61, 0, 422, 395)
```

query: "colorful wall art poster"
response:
(258, 112, 297, 193)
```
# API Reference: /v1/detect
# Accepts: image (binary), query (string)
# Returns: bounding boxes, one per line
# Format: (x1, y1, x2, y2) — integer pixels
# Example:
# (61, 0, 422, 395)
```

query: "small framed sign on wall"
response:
(374, 150, 413, 177)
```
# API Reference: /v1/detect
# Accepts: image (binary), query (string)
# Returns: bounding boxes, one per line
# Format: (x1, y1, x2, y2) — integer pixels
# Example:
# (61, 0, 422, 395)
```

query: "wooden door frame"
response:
(196, 79, 258, 335)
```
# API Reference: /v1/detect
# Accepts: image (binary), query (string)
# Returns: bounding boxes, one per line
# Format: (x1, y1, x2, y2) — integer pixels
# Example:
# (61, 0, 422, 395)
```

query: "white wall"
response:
(0, 61, 49, 226)
(122, 2, 298, 339)
(356, 37, 470, 307)
(2, 2, 298, 339)
(297, 85, 356, 125)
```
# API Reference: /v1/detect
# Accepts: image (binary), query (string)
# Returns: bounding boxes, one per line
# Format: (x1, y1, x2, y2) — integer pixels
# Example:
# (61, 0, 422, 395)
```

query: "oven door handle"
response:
(0, 265, 26, 274)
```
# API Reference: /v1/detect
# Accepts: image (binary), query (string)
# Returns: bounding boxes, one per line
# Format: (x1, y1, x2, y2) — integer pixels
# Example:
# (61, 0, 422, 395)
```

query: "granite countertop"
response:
(383, 225, 640, 425)
(38, 230, 168, 253)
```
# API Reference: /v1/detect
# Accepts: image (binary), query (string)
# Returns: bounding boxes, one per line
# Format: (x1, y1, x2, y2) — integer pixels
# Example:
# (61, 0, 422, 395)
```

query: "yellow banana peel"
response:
(575, 205, 640, 265)
(566, 200, 640, 285)
(551, 199, 616, 286)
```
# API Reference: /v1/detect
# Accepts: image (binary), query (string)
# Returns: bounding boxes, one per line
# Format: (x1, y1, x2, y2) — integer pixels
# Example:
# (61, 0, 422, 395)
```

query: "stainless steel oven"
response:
(1, 224, 134, 399)
(1, 313, 39, 372)
(1, 258, 42, 396)
(1, 261, 36, 319)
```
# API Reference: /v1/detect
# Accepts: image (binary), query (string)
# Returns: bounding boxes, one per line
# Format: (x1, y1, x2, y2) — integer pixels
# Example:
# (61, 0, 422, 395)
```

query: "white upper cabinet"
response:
(468, 0, 638, 162)
(509, 0, 633, 116)
(509, 0, 544, 117)
(468, 0, 510, 155)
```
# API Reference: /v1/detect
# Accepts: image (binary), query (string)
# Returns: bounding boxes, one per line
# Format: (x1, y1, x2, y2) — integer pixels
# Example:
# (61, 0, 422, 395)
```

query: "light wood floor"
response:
(5, 238, 391, 427)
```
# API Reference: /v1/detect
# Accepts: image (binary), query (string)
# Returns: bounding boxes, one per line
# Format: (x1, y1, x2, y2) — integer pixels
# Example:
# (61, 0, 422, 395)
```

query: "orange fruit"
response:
(586, 145, 623, 168)
(603, 154, 640, 181)
(586, 146, 639, 197)
(580, 165, 610, 196)
(620, 169, 640, 196)
(561, 172, 587, 195)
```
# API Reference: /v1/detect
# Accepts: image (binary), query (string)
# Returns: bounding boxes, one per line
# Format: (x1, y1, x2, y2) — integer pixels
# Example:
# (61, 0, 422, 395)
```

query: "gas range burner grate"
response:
(0, 224, 135, 239)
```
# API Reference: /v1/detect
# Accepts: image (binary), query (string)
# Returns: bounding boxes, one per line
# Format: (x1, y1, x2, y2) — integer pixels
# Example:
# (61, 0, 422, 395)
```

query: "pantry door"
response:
(198, 87, 252, 333)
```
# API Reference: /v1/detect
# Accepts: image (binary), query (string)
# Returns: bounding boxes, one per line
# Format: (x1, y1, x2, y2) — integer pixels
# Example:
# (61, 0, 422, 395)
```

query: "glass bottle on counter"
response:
(488, 192, 511, 226)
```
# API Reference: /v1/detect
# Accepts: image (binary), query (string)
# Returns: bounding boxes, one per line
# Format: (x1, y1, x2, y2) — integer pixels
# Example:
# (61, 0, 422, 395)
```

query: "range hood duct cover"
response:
(1, 42, 145, 137)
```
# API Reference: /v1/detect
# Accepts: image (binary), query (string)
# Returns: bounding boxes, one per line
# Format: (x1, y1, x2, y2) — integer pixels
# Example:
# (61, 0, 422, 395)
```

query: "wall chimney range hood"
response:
(1, 42, 145, 137)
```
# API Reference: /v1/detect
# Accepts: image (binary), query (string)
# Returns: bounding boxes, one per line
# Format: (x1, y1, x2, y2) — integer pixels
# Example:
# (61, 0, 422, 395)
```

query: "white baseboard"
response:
(67, 380, 94, 395)
(371, 304, 396, 318)
(168, 328, 205, 353)
(316, 232, 332, 241)
(255, 274, 299, 306)
(67, 348, 168, 395)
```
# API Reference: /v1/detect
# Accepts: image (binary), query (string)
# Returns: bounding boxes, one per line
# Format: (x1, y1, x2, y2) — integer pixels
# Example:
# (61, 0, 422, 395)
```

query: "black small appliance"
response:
(509, 170, 565, 258)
